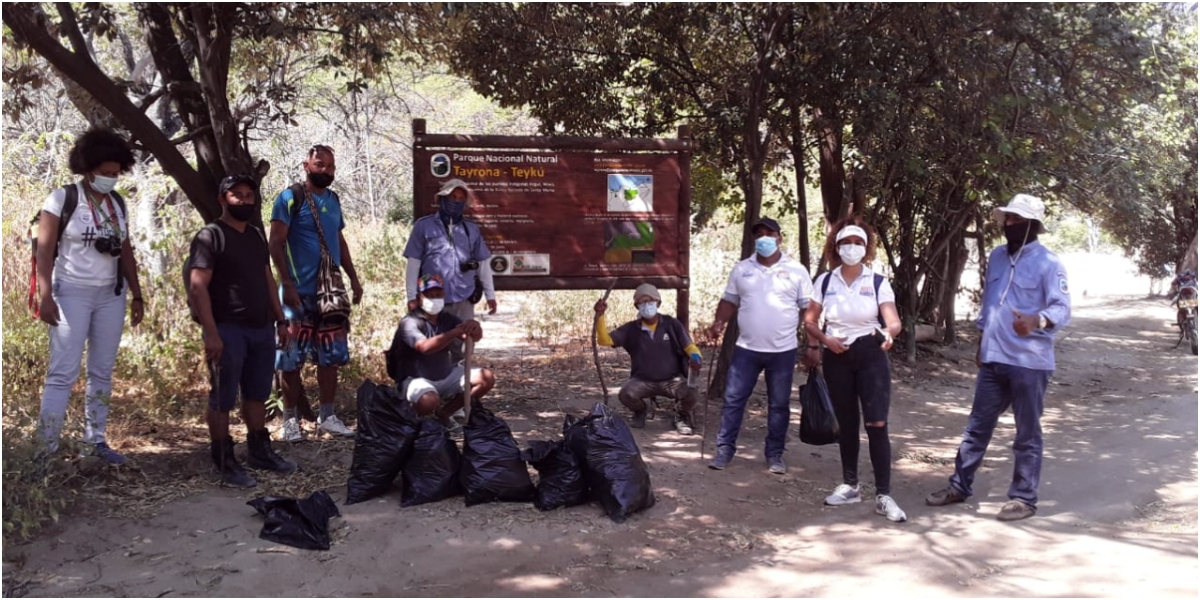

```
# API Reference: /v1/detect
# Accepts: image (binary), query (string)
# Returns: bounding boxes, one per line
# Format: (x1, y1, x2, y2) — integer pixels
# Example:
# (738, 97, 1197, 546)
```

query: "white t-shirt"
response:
(723, 254, 814, 352)
(41, 183, 127, 287)
(813, 266, 896, 345)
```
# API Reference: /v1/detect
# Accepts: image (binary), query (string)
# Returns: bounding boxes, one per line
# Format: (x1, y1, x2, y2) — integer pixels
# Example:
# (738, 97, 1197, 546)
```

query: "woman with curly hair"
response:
(802, 216, 906, 522)
(35, 128, 144, 465)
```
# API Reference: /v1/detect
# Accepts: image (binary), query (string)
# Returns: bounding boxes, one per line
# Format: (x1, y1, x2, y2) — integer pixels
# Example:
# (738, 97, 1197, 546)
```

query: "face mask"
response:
(90, 174, 118, 195)
(638, 302, 658, 320)
(755, 236, 778, 258)
(838, 244, 866, 266)
(439, 196, 467, 219)
(308, 171, 334, 189)
(227, 204, 258, 222)
(1004, 221, 1037, 254)
(421, 297, 444, 315)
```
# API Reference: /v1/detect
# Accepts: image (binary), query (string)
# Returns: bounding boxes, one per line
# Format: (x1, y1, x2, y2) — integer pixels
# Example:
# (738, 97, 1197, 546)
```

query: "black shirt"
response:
(609, 314, 691, 381)
(387, 310, 464, 383)
(189, 220, 272, 327)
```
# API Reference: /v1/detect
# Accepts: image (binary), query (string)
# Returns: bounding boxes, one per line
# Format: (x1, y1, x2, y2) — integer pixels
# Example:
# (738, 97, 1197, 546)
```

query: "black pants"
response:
(823, 337, 893, 495)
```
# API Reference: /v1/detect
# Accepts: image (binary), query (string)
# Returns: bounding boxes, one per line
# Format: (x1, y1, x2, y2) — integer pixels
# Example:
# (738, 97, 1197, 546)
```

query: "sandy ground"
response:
(3, 289, 1196, 597)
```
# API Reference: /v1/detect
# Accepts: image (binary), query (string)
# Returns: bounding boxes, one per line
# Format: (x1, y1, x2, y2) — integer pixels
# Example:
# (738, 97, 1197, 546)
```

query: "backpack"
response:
(182, 221, 268, 324)
(28, 184, 127, 318)
(817, 270, 886, 331)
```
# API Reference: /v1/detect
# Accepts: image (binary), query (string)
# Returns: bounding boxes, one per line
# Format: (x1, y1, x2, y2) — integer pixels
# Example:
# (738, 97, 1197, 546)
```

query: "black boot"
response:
(246, 429, 298, 474)
(211, 438, 257, 488)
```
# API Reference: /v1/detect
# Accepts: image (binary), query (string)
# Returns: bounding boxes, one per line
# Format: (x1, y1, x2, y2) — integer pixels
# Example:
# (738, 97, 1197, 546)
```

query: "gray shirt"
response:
(386, 311, 463, 383)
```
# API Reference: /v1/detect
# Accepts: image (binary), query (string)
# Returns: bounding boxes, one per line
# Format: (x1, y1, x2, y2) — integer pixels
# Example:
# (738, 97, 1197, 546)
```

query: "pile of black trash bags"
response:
(346, 380, 655, 523)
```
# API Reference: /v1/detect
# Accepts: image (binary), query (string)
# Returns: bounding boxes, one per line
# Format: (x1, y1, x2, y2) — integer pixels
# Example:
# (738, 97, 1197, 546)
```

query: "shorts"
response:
(402, 365, 483, 404)
(208, 323, 276, 412)
(275, 294, 350, 371)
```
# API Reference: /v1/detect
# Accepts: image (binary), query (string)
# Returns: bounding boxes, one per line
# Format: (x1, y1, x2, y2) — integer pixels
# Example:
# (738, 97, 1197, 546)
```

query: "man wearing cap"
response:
(188, 174, 297, 487)
(269, 145, 363, 442)
(386, 274, 495, 424)
(404, 179, 497, 322)
(706, 217, 814, 474)
(594, 283, 702, 434)
(926, 194, 1071, 521)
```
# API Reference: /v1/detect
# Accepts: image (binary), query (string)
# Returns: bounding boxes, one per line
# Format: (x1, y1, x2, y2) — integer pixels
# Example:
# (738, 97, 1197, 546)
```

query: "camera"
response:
(94, 235, 122, 257)
(459, 259, 480, 272)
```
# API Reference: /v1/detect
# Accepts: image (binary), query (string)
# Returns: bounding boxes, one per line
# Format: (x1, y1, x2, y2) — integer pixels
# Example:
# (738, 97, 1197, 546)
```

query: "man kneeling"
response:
(594, 283, 701, 434)
(387, 274, 494, 425)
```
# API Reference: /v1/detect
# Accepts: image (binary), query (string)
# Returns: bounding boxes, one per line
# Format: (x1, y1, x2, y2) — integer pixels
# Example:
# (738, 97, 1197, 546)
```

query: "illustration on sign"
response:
(607, 174, 653, 212)
(604, 221, 655, 264)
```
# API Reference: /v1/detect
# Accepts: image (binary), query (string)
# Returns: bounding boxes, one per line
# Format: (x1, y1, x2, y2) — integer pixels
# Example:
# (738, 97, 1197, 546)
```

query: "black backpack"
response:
(182, 221, 268, 324)
(28, 184, 127, 317)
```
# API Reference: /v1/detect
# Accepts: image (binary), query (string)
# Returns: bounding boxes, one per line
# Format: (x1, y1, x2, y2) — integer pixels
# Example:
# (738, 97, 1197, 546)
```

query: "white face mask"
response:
(638, 302, 658, 320)
(421, 297, 444, 315)
(838, 244, 866, 266)
(90, 174, 118, 195)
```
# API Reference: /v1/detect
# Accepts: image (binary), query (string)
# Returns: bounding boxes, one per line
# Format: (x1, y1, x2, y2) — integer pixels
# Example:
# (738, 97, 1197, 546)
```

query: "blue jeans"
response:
(949, 362, 1051, 506)
(715, 347, 797, 460)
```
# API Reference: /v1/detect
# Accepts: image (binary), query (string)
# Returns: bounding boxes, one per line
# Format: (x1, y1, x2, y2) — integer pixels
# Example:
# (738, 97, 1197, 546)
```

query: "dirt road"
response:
(4, 296, 1196, 597)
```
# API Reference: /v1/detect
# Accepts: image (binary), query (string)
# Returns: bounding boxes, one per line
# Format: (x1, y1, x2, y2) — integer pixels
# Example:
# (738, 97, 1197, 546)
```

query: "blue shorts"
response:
(208, 323, 276, 412)
(275, 294, 350, 371)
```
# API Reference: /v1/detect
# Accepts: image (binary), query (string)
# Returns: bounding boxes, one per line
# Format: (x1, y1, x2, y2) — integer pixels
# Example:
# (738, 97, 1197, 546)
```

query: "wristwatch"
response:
(1037, 314, 1048, 330)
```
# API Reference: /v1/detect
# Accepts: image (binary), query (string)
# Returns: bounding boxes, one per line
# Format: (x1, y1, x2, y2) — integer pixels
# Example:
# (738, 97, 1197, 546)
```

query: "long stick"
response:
(462, 336, 475, 423)
(699, 337, 722, 460)
(591, 279, 619, 405)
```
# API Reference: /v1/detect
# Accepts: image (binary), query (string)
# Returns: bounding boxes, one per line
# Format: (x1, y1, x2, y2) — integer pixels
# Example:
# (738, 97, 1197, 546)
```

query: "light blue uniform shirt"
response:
(270, 187, 344, 297)
(977, 241, 1071, 371)
(403, 214, 491, 304)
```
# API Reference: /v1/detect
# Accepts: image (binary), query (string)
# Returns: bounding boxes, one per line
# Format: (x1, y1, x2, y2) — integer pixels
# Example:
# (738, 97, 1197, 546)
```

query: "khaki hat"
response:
(436, 178, 475, 205)
(634, 283, 661, 302)
(994, 194, 1047, 233)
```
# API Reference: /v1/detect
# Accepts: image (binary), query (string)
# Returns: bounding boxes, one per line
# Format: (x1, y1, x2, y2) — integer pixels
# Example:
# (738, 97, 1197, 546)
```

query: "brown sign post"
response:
(412, 120, 693, 325)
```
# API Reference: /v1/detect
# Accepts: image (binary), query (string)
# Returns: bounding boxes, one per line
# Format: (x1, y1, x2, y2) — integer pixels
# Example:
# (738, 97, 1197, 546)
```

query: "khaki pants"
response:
(618, 376, 698, 417)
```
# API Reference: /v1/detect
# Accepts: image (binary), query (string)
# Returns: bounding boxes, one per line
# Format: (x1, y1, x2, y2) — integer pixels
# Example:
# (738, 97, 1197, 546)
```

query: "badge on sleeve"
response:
(1058, 272, 1069, 294)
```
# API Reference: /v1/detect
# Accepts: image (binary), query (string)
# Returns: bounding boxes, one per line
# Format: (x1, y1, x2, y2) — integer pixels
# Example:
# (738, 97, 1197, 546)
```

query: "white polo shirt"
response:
(813, 266, 896, 345)
(722, 253, 814, 352)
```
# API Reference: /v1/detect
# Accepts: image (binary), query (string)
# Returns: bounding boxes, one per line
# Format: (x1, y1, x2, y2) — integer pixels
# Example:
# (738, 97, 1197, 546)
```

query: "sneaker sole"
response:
(824, 496, 863, 506)
(876, 509, 908, 522)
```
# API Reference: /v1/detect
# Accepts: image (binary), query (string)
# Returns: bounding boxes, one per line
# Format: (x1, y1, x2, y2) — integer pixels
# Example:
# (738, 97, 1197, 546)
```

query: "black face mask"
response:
(308, 171, 334, 189)
(227, 204, 258, 222)
(1004, 221, 1038, 254)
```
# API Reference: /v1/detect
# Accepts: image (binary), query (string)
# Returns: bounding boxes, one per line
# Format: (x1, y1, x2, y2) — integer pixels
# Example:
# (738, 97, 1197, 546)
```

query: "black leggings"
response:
(822, 337, 893, 494)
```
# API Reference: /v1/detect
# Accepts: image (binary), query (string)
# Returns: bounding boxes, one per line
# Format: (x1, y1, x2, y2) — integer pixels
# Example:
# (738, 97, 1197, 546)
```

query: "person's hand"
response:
(825, 337, 850, 354)
(407, 298, 418, 312)
(461, 319, 484, 341)
(1011, 310, 1038, 337)
(487, 299, 497, 315)
(130, 297, 144, 327)
(801, 346, 821, 368)
(39, 294, 60, 326)
(203, 327, 224, 364)
(705, 321, 725, 342)
(594, 299, 607, 314)
(276, 321, 290, 349)
(879, 330, 894, 351)
(351, 277, 364, 305)
(689, 353, 702, 371)
(282, 282, 301, 309)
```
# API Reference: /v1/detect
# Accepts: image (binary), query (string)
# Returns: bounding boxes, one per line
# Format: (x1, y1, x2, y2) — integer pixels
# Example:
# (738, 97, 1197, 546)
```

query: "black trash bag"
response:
(400, 418, 463, 507)
(799, 367, 839, 446)
(460, 402, 536, 506)
(568, 403, 656, 523)
(523, 440, 589, 511)
(247, 491, 341, 551)
(346, 380, 420, 505)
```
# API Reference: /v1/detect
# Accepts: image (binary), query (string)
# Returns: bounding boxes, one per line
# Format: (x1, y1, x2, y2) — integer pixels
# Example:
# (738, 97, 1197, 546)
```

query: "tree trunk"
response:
(789, 106, 812, 270)
(814, 106, 847, 223)
(942, 231, 968, 344)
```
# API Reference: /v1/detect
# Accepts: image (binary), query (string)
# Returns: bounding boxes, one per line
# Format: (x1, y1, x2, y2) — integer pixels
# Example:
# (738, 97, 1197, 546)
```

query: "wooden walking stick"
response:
(462, 335, 475, 424)
(699, 337, 721, 460)
(591, 279, 620, 405)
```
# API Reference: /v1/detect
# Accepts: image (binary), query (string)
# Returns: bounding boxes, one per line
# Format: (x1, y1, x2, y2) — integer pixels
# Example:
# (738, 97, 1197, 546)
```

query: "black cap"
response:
(752, 217, 782, 234)
(218, 174, 259, 201)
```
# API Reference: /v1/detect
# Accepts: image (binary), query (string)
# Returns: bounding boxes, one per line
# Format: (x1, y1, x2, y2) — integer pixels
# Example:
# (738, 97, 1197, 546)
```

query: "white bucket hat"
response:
(436, 178, 475, 205)
(993, 194, 1047, 233)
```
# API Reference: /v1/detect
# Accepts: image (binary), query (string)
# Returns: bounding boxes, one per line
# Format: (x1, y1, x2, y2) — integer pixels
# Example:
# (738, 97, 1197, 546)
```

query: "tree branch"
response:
(54, 2, 93, 64)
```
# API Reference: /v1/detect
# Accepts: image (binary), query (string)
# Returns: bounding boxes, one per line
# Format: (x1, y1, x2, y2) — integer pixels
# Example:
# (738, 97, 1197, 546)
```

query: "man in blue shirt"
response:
(268, 145, 364, 442)
(926, 194, 1071, 521)
(404, 179, 496, 322)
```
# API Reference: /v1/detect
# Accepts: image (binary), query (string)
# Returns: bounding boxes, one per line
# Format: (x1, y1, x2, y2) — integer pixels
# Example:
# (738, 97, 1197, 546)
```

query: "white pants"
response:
(39, 280, 126, 451)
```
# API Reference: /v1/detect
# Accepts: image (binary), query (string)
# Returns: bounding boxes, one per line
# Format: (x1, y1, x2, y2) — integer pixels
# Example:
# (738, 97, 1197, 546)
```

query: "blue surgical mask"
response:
(638, 302, 658, 320)
(90, 174, 118, 195)
(755, 236, 778, 258)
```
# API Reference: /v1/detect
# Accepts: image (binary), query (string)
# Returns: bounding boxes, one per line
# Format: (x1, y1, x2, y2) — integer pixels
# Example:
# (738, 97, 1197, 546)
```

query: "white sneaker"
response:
(824, 483, 862, 506)
(318, 414, 355, 437)
(876, 494, 908, 522)
(281, 417, 304, 443)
